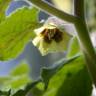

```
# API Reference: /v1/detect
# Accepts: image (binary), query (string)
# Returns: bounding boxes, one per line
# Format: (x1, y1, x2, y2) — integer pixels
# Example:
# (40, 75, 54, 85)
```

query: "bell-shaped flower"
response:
(32, 17, 75, 56)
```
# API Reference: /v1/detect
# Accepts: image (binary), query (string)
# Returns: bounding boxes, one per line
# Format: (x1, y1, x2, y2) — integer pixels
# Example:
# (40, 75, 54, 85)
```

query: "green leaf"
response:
(29, 82, 45, 96)
(0, 7, 40, 60)
(12, 80, 40, 96)
(0, 0, 10, 22)
(0, 63, 31, 96)
(67, 37, 80, 57)
(41, 54, 80, 90)
(0, 89, 11, 96)
(10, 63, 29, 76)
(38, 56, 92, 96)
(0, 77, 10, 85)
(0, 80, 40, 96)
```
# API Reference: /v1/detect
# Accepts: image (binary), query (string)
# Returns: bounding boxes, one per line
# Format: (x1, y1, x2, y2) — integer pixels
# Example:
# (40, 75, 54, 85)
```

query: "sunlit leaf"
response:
(0, 89, 11, 96)
(0, 7, 40, 60)
(12, 80, 40, 96)
(0, 0, 11, 22)
(67, 37, 80, 57)
(41, 54, 80, 89)
(10, 63, 29, 76)
(0, 63, 31, 95)
(39, 56, 92, 96)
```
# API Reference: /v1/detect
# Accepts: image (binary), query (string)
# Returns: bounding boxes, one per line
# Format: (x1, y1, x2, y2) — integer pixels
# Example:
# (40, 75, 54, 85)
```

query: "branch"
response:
(74, 0, 96, 87)
(74, 0, 96, 61)
(29, 0, 78, 23)
(74, 0, 85, 19)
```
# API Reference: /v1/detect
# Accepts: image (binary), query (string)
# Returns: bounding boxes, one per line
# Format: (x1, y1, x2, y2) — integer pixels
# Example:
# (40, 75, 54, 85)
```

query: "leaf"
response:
(0, 0, 10, 22)
(0, 63, 32, 96)
(40, 56, 92, 96)
(0, 77, 10, 85)
(0, 62, 41, 96)
(0, 89, 11, 96)
(12, 80, 40, 96)
(0, 7, 40, 60)
(41, 54, 80, 90)
(30, 86, 44, 96)
(0, 80, 40, 96)
(67, 36, 80, 57)
(10, 63, 29, 76)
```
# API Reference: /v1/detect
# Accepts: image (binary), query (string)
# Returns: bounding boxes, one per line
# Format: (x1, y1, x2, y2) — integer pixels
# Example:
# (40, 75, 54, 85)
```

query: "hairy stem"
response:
(74, 0, 85, 19)
(29, 0, 78, 23)
(74, 0, 96, 86)
(75, 19, 96, 86)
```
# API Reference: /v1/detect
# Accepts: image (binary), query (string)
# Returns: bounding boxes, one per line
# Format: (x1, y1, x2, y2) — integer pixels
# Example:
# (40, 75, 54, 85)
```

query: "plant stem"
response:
(74, 0, 85, 19)
(74, 0, 96, 86)
(29, 0, 78, 23)
(75, 19, 96, 86)
(84, 51, 96, 87)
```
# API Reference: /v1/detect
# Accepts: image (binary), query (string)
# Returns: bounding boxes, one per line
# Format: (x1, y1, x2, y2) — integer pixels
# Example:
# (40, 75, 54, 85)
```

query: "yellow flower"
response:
(32, 23, 71, 56)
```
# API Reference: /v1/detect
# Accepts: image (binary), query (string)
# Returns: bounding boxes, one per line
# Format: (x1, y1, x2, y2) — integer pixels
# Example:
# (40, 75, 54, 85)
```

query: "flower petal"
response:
(32, 35, 43, 46)
(33, 21, 73, 56)
(34, 26, 45, 35)
(38, 32, 71, 56)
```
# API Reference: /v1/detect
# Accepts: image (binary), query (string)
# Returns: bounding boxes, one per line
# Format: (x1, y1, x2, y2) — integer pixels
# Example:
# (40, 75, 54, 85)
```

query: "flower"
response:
(32, 23, 72, 56)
